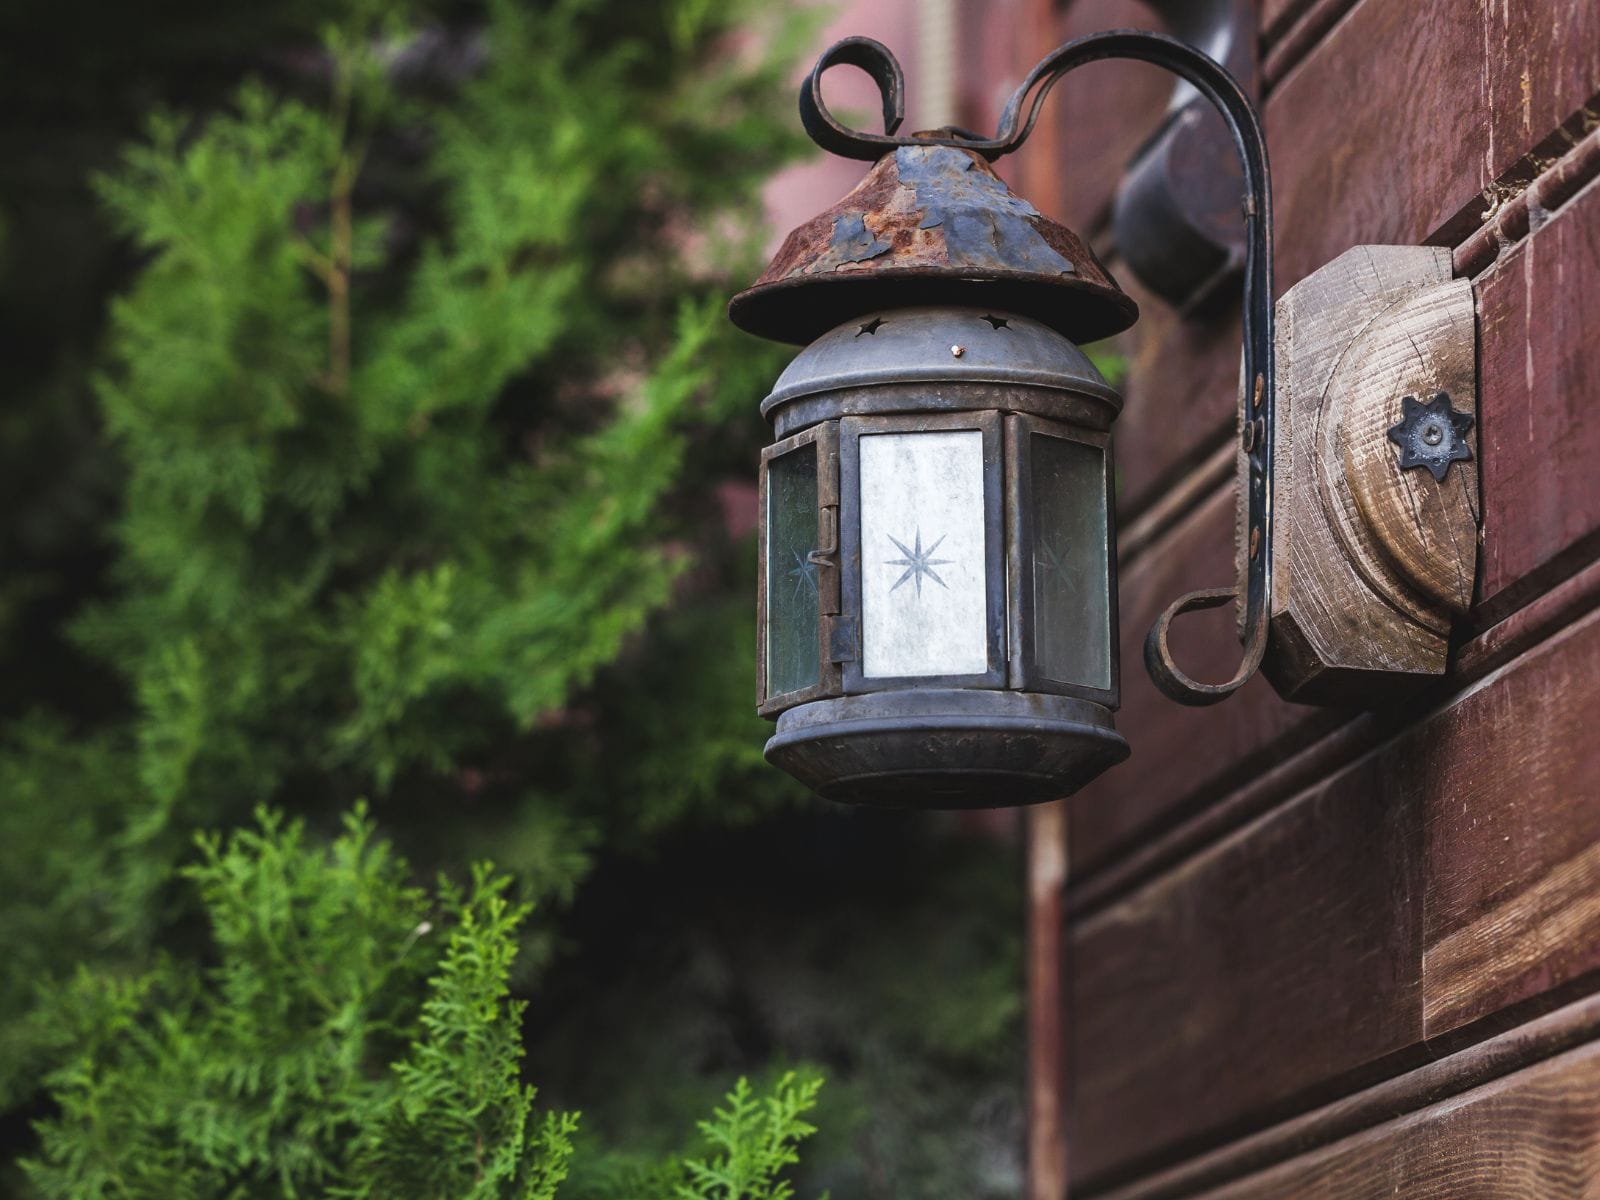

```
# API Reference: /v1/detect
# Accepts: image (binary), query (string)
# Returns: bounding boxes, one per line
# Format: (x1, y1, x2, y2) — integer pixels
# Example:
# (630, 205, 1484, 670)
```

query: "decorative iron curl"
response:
(801, 30, 1275, 706)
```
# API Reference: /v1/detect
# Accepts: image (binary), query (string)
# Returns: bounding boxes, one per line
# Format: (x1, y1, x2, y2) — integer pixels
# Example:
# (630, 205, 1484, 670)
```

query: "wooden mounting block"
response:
(1264, 245, 1479, 704)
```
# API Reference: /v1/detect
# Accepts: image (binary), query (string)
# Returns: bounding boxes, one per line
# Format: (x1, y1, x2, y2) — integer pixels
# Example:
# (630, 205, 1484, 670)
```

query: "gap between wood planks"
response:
(1082, 980, 1600, 1200)
(1452, 109, 1600, 278)
(1068, 580, 1600, 1191)
(1260, 0, 1363, 93)
(1071, 521, 1600, 919)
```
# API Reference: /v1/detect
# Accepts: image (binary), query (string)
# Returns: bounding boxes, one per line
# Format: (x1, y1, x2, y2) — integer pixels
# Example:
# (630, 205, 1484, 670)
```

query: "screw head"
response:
(1386, 392, 1475, 483)
(950, 344, 965, 358)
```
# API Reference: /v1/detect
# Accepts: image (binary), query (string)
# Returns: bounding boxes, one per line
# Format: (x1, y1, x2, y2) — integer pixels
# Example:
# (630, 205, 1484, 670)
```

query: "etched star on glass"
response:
(787, 547, 819, 600)
(885, 529, 953, 596)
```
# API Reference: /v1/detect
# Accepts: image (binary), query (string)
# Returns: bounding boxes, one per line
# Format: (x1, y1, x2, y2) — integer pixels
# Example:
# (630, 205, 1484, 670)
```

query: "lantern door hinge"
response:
(813, 504, 841, 616)
(825, 614, 858, 664)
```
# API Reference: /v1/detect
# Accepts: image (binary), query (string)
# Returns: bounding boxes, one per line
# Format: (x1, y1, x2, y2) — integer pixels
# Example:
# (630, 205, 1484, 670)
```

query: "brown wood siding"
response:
(1002, 0, 1600, 1194)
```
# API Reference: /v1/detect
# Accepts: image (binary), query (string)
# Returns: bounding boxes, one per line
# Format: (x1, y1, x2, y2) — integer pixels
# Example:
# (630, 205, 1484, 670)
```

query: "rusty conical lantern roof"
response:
(729, 142, 1137, 346)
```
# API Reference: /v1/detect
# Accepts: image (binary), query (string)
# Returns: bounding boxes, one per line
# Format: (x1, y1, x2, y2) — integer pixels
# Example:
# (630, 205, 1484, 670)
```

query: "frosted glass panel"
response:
(1031, 434, 1110, 689)
(766, 443, 821, 697)
(859, 430, 988, 678)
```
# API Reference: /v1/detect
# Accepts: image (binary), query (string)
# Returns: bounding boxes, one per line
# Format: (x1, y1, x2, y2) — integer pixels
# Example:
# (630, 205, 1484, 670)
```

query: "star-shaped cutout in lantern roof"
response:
(1386, 391, 1475, 483)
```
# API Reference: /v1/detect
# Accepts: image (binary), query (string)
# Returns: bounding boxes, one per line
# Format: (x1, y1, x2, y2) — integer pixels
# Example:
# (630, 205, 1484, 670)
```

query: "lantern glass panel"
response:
(765, 441, 821, 697)
(1030, 432, 1111, 690)
(859, 429, 989, 679)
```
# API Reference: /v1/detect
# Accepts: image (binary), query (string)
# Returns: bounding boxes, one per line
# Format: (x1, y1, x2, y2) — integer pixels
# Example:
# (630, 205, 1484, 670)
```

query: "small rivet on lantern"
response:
(951, 344, 965, 357)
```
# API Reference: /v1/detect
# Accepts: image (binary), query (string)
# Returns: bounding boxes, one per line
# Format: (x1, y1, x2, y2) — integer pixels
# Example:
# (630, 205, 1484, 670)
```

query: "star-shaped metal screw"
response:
(886, 529, 953, 596)
(1386, 391, 1474, 483)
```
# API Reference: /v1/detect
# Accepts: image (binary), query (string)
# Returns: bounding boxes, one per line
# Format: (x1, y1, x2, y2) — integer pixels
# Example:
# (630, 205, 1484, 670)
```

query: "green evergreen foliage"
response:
(0, 0, 806, 1108)
(23, 808, 819, 1199)
(672, 1075, 823, 1200)
(1, 0, 1030, 1191)
(521, 813, 1025, 1200)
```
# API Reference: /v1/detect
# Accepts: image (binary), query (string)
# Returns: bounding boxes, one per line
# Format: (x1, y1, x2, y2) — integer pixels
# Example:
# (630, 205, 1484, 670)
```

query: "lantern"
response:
(730, 32, 1278, 808)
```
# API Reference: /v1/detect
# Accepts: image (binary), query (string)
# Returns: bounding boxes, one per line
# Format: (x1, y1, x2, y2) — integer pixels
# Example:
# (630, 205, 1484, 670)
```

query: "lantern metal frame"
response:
(1004, 415, 1118, 707)
(752, 305, 1125, 714)
(836, 409, 1010, 695)
(755, 421, 840, 718)
(735, 29, 1278, 806)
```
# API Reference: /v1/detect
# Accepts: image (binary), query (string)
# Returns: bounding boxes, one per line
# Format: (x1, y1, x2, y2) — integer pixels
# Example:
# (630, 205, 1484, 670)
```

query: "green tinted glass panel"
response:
(1031, 434, 1111, 689)
(766, 443, 821, 698)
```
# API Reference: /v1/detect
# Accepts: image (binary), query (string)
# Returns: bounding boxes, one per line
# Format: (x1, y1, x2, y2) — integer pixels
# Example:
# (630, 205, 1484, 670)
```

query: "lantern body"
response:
(756, 305, 1129, 807)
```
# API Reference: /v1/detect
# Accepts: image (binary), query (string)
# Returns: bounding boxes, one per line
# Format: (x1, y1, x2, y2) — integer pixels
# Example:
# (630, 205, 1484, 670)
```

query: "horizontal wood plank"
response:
(1090, 991, 1600, 1200)
(1423, 612, 1600, 1036)
(1072, 551, 1600, 917)
(1183, 1039, 1600, 1200)
(1072, 750, 1425, 1184)
(1261, 0, 1313, 47)
(1071, 602, 1600, 1186)
(1072, 158, 1600, 875)
(1477, 175, 1600, 608)
(1073, 483, 1317, 874)
(1107, 0, 1600, 517)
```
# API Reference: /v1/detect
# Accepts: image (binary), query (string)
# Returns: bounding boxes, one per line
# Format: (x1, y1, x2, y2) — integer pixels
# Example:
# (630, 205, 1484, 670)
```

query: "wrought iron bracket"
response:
(1110, 0, 1258, 313)
(799, 31, 1275, 706)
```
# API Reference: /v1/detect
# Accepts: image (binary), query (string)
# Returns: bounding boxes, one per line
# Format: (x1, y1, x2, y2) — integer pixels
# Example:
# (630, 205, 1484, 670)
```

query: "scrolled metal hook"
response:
(798, 37, 907, 162)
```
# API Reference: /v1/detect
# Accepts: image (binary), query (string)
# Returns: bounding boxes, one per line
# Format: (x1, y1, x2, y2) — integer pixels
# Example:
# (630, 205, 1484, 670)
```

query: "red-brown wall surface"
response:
(991, 0, 1600, 1195)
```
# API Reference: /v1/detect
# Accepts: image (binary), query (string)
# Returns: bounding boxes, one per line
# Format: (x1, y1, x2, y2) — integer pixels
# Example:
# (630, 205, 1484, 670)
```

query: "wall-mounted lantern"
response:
(730, 32, 1478, 808)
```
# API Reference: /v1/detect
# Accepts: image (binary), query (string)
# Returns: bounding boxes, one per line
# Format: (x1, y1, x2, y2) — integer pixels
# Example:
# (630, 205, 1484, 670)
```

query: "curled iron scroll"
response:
(799, 30, 1275, 705)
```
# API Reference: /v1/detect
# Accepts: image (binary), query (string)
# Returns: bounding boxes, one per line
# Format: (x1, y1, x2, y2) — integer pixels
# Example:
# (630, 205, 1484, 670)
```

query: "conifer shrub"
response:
(0, 0, 1032, 1191)
(23, 807, 822, 1199)
(1, 0, 834, 1189)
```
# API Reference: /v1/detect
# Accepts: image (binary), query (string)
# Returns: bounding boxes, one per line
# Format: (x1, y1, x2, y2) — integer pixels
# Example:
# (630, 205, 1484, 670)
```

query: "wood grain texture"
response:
(1104, 0, 1600, 519)
(1072, 745, 1425, 1187)
(1072, 482, 1314, 874)
(1074, 543, 1600, 921)
(1477, 175, 1600, 609)
(1423, 603, 1600, 1038)
(1071, 162, 1600, 875)
(1092, 991, 1600, 1200)
(1071, 604, 1600, 1187)
(1268, 0, 1600, 290)
(1180, 1040, 1600, 1200)
(1268, 245, 1479, 701)
(1338, 283, 1479, 617)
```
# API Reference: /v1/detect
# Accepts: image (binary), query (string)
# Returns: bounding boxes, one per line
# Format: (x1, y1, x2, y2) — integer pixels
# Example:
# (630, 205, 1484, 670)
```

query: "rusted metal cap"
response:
(730, 142, 1137, 346)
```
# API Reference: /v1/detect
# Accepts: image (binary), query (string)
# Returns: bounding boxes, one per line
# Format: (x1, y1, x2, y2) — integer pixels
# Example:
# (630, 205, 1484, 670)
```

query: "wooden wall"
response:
(1000, 0, 1600, 1194)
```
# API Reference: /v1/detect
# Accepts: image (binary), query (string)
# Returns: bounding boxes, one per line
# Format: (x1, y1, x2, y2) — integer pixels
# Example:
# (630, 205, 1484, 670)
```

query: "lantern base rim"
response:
(765, 688, 1128, 809)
